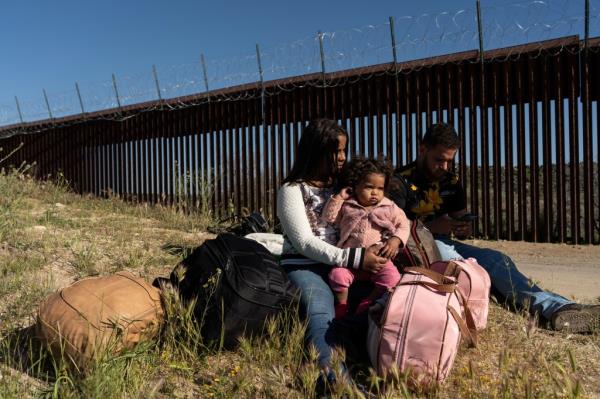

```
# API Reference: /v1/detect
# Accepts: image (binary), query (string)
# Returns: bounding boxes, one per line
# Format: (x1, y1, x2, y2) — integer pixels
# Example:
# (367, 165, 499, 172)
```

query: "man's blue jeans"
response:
(435, 237, 572, 320)
(284, 263, 338, 368)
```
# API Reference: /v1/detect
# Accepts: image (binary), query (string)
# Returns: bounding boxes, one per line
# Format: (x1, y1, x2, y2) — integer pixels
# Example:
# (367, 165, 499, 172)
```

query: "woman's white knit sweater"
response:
(277, 182, 364, 269)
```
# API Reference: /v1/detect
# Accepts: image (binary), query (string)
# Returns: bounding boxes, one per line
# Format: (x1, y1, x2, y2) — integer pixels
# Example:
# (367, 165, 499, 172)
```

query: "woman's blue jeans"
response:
(435, 237, 572, 320)
(284, 263, 338, 368)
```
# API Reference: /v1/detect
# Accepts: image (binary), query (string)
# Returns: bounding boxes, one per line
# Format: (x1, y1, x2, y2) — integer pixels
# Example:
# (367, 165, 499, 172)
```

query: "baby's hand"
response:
(378, 237, 402, 259)
(335, 187, 353, 201)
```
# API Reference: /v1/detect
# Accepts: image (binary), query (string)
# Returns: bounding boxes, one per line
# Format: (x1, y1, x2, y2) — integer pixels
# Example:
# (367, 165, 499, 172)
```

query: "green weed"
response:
(0, 166, 597, 398)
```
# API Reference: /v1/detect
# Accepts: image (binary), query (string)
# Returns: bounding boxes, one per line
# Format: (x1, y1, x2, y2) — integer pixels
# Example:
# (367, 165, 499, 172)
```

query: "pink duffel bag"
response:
(430, 258, 491, 331)
(367, 267, 477, 386)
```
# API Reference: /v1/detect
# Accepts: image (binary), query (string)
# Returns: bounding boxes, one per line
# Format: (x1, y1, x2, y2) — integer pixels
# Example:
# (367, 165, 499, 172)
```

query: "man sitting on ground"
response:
(388, 122, 600, 333)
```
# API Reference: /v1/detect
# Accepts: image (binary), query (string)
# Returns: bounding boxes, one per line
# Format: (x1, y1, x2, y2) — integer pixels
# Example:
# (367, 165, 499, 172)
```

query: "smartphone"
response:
(455, 213, 479, 222)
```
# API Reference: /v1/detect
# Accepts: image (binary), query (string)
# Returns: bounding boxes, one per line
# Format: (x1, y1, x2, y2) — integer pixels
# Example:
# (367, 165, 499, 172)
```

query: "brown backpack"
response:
(36, 272, 164, 370)
(394, 219, 442, 268)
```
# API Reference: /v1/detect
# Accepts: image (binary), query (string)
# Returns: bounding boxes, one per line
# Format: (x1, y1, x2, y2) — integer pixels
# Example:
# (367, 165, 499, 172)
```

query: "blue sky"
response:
(0, 0, 591, 124)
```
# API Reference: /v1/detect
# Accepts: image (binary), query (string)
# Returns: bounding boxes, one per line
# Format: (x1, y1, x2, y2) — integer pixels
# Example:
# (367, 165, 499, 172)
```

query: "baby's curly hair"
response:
(339, 156, 393, 191)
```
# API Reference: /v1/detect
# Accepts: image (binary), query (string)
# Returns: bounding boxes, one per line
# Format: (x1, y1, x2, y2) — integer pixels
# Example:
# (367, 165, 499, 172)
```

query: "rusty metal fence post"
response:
(0, 35, 598, 244)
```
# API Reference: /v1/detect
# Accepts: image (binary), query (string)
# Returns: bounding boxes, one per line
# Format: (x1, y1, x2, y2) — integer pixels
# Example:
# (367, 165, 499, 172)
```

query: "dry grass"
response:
(0, 166, 598, 398)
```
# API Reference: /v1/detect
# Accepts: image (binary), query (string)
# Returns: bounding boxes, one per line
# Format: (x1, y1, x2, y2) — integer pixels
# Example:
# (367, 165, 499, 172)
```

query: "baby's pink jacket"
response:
(320, 195, 410, 249)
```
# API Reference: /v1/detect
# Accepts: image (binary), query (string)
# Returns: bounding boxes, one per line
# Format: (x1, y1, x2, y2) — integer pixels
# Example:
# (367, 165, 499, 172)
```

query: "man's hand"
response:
(363, 244, 388, 273)
(379, 237, 402, 259)
(452, 220, 472, 239)
(425, 215, 473, 238)
(448, 211, 474, 238)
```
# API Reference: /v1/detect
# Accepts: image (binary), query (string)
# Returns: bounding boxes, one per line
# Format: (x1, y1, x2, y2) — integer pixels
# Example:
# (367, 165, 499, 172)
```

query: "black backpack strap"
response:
(245, 213, 268, 233)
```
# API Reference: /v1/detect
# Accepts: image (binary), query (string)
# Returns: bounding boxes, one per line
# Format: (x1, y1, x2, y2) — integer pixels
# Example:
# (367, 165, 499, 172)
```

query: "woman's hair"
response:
(283, 119, 348, 184)
(338, 156, 393, 191)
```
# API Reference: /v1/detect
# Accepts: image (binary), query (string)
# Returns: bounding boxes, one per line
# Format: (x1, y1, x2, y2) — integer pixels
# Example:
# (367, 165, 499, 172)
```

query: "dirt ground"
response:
(464, 239, 600, 303)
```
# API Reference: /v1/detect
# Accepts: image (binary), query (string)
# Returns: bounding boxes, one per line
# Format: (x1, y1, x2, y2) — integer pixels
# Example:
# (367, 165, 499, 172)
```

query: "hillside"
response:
(0, 167, 598, 398)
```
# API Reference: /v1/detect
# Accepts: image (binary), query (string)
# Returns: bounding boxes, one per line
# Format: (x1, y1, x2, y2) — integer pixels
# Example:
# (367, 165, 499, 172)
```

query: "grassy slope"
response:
(0, 167, 598, 398)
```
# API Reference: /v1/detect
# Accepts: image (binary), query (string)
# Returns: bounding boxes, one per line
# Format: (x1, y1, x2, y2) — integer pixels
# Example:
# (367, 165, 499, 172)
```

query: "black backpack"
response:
(207, 212, 269, 236)
(168, 233, 298, 348)
(228, 212, 269, 236)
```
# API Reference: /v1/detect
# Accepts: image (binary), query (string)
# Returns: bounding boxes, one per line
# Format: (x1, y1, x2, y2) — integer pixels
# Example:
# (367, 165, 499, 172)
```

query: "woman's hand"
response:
(379, 237, 401, 259)
(363, 244, 388, 273)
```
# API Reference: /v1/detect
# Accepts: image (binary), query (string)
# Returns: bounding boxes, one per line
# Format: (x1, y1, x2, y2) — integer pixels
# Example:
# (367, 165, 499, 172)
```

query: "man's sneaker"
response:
(551, 304, 600, 333)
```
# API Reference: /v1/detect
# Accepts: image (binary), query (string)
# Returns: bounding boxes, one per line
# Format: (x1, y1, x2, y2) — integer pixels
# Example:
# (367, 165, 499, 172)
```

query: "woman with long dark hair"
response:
(277, 119, 387, 391)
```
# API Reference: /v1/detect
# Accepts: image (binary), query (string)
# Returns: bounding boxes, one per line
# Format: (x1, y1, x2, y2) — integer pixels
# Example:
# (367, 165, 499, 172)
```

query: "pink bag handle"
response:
(403, 266, 456, 286)
(404, 266, 478, 347)
(397, 280, 457, 293)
